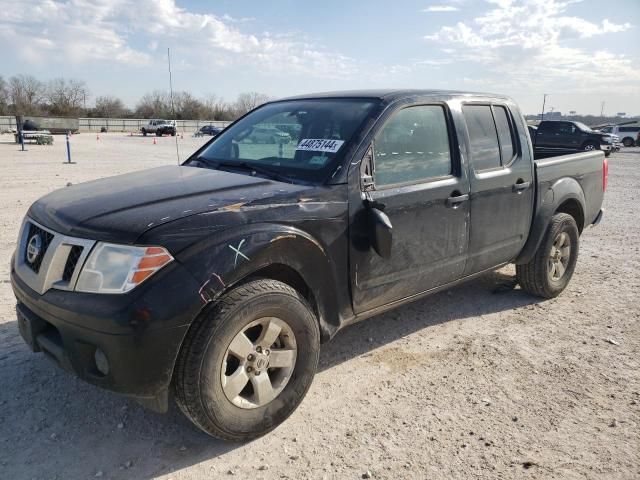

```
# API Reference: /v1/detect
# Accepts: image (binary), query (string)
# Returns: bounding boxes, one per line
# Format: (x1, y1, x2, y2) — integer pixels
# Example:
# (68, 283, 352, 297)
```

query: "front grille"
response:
(16, 218, 96, 295)
(24, 223, 55, 273)
(62, 245, 84, 282)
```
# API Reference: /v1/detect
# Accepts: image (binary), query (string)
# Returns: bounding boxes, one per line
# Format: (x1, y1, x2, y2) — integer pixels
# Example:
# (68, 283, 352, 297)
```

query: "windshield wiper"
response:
(213, 161, 295, 184)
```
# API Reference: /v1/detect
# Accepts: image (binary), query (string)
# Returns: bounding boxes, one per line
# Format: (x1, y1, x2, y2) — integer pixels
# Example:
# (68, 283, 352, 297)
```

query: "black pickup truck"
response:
(11, 90, 606, 441)
(531, 120, 614, 158)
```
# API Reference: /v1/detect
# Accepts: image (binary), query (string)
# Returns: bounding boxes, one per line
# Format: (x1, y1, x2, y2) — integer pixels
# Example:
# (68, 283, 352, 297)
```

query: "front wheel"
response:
(173, 279, 320, 441)
(516, 213, 579, 298)
(582, 141, 597, 151)
(141, 129, 147, 136)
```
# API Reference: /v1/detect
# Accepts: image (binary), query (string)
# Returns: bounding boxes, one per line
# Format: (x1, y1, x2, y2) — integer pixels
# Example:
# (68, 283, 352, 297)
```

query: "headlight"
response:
(602, 136, 612, 144)
(76, 243, 173, 294)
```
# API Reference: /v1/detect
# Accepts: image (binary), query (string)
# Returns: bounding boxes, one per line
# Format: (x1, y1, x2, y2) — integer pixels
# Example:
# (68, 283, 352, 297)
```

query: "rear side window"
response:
(493, 106, 516, 163)
(374, 105, 451, 186)
(462, 105, 500, 170)
(620, 127, 640, 133)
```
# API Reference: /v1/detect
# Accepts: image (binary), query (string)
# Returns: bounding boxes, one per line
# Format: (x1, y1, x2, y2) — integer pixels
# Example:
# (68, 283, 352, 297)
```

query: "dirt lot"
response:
(0, 133, 638, 480)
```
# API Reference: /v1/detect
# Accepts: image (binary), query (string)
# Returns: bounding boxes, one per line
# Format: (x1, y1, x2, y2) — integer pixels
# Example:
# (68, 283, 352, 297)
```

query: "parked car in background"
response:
(141, 119, 176, 137)
(199, 125, 224, 136)
(598, 124, 640, 147)
(12, 90, 606, 441)
(531, 120, 614, 158)
(246, 126, 291, 144)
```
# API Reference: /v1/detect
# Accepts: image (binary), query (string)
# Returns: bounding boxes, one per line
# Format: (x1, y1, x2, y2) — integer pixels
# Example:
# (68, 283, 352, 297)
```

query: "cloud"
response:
(0, 0, 357, 79)
(424, 0, 638, 94)
(423, 5, 460, 12)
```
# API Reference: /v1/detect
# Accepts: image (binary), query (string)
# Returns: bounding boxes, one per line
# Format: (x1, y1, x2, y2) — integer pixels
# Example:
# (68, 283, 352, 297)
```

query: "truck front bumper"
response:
(600, 144, 612, 152)
(10, 261, 203, 412)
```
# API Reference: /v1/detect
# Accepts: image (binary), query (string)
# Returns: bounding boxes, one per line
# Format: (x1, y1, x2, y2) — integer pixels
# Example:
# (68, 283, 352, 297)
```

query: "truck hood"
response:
(28, 165, 310, 243)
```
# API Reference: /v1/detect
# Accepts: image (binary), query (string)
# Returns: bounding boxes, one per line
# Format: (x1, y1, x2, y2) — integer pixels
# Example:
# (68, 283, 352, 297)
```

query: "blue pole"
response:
(20, 131, 25, 151)
(66, 133, 71, 163)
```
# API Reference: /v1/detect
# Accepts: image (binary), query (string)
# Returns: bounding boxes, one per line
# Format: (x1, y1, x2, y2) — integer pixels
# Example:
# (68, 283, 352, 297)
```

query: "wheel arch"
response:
(178, 224, 343, 343)
(515, 177, 586, 264)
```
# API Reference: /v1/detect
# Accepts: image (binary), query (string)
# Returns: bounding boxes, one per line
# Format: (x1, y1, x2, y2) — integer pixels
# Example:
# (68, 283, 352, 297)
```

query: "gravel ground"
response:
(0, 133, 638, 480)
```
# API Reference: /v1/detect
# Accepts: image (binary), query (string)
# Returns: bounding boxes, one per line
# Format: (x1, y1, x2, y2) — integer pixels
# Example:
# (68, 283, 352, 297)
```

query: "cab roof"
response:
(278, 89, 511, 103)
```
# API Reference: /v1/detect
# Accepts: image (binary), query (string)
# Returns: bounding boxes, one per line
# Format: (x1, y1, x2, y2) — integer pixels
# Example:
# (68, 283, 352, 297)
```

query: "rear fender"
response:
(515, 177, 586, 265)
(177, 224, 339, 341)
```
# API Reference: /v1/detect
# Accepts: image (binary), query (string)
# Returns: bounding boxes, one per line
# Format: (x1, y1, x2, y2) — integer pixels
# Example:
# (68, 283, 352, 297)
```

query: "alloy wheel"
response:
(221, 317, 297, 409)
(548, 232, 571, 281)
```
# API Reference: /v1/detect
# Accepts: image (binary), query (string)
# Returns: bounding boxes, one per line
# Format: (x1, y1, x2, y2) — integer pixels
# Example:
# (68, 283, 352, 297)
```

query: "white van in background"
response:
(598, 125, 640, 147)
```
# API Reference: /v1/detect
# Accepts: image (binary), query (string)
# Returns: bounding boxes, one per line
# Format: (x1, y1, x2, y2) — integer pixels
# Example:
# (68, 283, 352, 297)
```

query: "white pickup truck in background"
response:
(141, 120, 176, 137)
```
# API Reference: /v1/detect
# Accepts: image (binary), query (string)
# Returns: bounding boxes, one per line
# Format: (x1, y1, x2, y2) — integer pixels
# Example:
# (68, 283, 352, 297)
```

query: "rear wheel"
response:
(173, 279, 320, 441)
(516, 213, 579, 298)
(142, 129, 147, 136)
(622, 137, 635, 147)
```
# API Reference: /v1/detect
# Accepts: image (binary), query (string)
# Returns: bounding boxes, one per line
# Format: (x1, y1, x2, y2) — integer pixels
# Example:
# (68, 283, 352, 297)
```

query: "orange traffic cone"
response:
(153, 137, 157, 145)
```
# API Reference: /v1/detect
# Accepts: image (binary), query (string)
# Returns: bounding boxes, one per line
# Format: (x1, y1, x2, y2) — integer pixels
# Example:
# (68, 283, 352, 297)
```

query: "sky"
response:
(1, 0, 639, 115)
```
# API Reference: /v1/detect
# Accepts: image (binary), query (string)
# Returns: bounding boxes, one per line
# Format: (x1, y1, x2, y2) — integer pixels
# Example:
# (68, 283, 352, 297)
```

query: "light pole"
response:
(540, 94, 548, 122)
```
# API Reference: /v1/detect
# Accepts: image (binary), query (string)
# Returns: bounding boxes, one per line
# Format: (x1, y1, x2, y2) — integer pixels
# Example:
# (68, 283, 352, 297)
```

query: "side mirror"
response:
(369, 206, 392, 258)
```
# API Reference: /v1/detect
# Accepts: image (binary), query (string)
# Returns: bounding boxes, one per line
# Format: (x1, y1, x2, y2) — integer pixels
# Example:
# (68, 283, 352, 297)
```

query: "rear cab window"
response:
(462, 104, 518, 171)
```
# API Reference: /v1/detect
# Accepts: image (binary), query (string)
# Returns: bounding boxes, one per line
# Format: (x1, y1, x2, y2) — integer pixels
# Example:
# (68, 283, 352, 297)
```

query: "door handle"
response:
(513, 180, 531, 193)
(446, 193, 469, 208)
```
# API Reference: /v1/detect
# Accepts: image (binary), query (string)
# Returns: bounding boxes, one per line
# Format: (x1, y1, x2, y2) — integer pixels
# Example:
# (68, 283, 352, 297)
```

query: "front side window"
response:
(373, 105, 451, 186)
(463, 105, 501, 170)
(192, 99, 378, 184)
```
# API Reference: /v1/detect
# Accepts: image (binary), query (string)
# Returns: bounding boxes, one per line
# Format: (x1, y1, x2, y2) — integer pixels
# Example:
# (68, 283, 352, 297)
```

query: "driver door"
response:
(349, 103, 470, 314)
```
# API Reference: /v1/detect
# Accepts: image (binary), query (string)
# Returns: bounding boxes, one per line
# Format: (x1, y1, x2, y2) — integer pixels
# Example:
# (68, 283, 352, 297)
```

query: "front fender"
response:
(516, 176, 586, 265)
(177, 223, 342, 341)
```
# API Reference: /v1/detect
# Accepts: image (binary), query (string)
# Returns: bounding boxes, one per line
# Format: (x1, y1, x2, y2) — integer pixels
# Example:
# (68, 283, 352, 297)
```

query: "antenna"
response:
(167, 47, 180, 165)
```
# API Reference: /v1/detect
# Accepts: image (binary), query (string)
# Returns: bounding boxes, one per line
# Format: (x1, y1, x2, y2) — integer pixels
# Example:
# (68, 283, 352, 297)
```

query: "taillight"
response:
(603, 157, 608, 192)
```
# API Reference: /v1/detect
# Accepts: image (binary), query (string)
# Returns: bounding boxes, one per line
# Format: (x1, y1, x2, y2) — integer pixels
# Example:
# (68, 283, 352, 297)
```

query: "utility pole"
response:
(600, 101, 605, 117)
(540, 94, 548, 122)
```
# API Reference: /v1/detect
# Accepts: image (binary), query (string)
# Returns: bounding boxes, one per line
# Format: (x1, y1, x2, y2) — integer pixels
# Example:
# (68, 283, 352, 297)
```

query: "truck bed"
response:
(535, 150, 605, 227)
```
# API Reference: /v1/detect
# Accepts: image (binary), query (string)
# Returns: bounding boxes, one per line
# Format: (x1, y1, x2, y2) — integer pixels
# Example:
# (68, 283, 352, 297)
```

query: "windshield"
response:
(189, 99, 378, 183)
(574, 121, 594, 132)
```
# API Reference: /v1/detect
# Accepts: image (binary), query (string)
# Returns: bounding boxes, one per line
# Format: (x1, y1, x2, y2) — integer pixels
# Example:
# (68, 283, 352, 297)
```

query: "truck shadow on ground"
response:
(0, 270, 540, 479)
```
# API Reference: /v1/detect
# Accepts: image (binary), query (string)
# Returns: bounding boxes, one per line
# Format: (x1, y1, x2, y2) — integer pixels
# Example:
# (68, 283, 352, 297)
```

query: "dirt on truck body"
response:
(11, 90, 606, 441)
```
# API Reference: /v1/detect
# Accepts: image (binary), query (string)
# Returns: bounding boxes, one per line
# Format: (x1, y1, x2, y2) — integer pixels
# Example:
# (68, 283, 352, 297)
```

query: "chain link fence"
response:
(0, 116, 231, 133)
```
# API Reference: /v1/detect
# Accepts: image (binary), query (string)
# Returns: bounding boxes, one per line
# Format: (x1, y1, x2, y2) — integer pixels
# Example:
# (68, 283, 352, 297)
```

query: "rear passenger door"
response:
(350, 103, 470, 313)
(461, 103, 534, 275)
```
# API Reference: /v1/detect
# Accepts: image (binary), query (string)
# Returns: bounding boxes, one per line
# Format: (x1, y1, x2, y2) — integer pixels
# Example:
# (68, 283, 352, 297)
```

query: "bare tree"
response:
(8, 74, 45, 115)
(46, 78, 89, 116)
(93, 95, 128, 118)
(0, 76, 8, 115)
(173, 91, 206, 119)
(234, 92, 271, 117)
(203, 94, 234, 121)
(135, 90, 171, 119)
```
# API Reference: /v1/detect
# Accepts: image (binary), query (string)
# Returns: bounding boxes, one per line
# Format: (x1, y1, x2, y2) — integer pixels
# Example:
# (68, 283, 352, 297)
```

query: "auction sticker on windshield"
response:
(296, 139, 344, 153)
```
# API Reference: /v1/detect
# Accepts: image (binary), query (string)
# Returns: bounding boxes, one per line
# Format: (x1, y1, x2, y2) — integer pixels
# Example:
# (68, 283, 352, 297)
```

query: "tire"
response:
(605, 151, 611, 157)
(582, 141, 597, 151)
(156, 130, 162, 137)
(173, 279, 320, 441)
(170, 131, 176, 137)
(142, 129, 147, 136)
(516, 213, 579, 299)
(622, 137, 634, 148)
